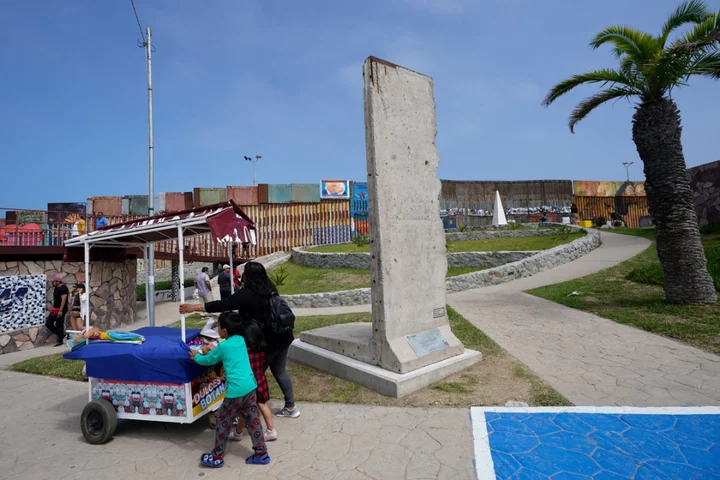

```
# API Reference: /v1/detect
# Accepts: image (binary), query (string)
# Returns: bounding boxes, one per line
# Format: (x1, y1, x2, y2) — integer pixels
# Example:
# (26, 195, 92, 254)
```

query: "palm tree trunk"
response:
(632, 96, 716, 304)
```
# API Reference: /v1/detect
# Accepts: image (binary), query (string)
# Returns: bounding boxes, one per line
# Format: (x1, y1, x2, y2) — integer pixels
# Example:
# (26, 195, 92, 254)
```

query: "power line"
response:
(130, 0, 145, 44)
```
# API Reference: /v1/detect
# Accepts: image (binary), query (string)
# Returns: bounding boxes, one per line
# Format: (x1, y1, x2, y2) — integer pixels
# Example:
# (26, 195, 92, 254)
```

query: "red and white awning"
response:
(64, 201, 256, 249)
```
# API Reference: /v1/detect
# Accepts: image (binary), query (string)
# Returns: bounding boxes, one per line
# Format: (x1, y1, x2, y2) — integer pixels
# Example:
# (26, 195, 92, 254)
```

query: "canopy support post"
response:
(143, 245, 150, 327)
(228, 242, 234, 295)
(178, 225, 186, 342)
(84, 242, 91, 330)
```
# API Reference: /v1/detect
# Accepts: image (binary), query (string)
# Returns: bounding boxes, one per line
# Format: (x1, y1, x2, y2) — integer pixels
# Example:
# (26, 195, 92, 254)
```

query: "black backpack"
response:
(267, 293, 295, 335)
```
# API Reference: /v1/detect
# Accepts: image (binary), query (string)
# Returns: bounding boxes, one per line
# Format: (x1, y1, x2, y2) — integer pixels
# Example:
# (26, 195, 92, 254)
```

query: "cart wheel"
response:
(208, 411, 218, 430)
(81, 400, 117, 445)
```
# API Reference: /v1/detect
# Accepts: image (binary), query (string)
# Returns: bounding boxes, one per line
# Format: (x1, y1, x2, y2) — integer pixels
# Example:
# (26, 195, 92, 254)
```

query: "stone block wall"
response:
(687, 160, 720, 227)
(136, 260, 212, 285)
(292, 247, 536, 270)
(0, 258, 136, 354)
(282, 229, 600, 308)
(445, 228, 573, 241)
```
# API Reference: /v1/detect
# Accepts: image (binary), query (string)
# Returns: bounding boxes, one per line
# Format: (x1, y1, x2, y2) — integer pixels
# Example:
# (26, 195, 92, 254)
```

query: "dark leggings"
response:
(266, 343, 295, 408)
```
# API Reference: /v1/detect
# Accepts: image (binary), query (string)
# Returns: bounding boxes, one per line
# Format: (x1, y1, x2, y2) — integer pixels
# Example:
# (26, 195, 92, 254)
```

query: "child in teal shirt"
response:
(190, 311, 270, 468)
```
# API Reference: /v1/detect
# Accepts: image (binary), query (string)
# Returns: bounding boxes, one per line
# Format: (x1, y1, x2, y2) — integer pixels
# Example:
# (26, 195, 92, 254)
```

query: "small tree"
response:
(543, 1, 719, 304)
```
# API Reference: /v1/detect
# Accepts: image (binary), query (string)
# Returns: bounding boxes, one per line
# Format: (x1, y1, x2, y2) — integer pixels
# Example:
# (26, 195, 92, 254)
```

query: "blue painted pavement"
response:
(471, 407, 720, 480)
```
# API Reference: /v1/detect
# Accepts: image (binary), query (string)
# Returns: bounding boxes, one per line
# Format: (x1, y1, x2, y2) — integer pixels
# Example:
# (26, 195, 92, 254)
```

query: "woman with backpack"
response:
(179, 261, 300, 418)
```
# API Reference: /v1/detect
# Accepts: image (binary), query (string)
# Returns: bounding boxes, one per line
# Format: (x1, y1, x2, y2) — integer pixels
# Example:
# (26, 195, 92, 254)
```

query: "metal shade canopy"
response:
(62, 201, 257, 342)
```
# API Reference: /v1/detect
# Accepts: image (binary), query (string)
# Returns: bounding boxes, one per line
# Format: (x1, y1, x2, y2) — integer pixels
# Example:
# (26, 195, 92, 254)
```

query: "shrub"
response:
(593, 217, 607, 228)
(352, 234, 370, 248)
(509, 222, 524, 230)
(457, 224, 469, 232)
(269, 265, 289, 287)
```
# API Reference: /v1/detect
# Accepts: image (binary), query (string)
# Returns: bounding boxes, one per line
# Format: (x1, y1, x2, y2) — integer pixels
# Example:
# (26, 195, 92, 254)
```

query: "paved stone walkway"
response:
(0, 371, 474, 480)
(450, 232, 720, 407)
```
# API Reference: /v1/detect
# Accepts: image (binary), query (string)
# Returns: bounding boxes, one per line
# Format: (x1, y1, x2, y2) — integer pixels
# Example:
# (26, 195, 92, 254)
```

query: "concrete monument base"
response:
(289, 338, 482, 398)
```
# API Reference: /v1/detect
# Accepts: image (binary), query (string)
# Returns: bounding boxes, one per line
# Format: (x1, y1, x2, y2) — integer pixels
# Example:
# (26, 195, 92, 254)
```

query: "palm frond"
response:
(590, 26, 659, 61)
(688, 51, 720, 79)
(669, 10, 720, 52)
(569, 88, 636, 133)
(542, 69, 641, 106)
(660, 0, 712, 46)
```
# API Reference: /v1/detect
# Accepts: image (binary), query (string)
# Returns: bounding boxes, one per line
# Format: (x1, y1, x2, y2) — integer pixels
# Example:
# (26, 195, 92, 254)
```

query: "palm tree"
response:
(543, 1, 720, 305)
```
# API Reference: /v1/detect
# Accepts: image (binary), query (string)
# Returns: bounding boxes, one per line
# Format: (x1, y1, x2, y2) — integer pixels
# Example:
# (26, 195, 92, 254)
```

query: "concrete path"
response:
(0, 370, 475, 480)
(449, 232, 720, 407)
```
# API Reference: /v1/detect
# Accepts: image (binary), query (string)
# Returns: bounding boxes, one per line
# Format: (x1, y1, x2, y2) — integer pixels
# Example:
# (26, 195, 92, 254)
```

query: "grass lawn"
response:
(310, 232, 584, 254)
(10, 309, 570, 407)
(529, 229, 720, 355)
(270, 260, 489, 295)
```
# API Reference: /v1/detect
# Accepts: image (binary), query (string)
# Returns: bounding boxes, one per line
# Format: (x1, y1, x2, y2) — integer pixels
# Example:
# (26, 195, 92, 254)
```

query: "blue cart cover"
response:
(63, 327, 206, 384)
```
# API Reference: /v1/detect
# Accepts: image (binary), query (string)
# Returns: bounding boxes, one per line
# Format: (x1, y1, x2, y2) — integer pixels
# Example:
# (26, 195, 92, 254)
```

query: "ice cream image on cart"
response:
(62, 201, 256, 444)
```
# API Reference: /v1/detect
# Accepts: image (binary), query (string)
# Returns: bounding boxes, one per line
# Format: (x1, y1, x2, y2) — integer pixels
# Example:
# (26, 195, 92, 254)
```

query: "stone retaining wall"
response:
(292, 248, 371, 269)
(283, 229, 600, 308)
(292, 247, 537, 270)
(445, 227, 577, 241)
(0, 259, 137, 354)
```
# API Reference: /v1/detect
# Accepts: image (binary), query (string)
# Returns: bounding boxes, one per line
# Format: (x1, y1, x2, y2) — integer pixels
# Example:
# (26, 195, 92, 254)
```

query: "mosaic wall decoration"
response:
(0, 275, 46, 334)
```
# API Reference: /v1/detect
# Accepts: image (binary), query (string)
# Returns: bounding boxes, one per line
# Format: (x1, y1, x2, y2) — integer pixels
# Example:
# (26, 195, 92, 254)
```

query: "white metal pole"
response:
(178, 226, 186, 342)
(146, 26, 156, 327)
(143, 245, 150, 327)
(84, 242, 91, 330)
(229, 242, 234, 295)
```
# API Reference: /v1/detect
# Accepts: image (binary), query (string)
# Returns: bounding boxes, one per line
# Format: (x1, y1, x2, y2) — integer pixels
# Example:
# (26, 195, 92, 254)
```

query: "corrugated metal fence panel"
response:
(227, 186, 259, 206)
(268, 184, 292, 204)
(440, 180, 573, 212)
(87, 196, 122, 216)
(573, 196, 649, 228)
(196, 188, 227, 206)
(291, 184, 321, 203)
(124, 195, 149, 215)
(258, 184, 270, 204)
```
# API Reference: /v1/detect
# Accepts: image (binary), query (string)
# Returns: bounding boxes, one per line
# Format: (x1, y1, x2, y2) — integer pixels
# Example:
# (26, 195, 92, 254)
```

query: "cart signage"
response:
(90, 378, 187, 417)
(191, 367, 227, 416)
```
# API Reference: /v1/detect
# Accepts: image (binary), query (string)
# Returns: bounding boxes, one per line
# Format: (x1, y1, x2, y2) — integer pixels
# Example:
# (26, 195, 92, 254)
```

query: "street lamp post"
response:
(622, 162, 634, 182)
(244, 155, 262, 186)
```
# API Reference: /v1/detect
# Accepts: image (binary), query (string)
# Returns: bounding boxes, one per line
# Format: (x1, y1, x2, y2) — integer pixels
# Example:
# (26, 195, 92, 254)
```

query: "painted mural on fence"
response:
(321, 180, 350, 199)
(573, 181, 646, 197)
(0, 275, 46, 334)
(47, 202, 86, 224)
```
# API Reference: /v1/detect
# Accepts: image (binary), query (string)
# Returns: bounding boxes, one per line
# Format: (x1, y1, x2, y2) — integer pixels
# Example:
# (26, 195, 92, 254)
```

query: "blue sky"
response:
(1, 0, 719, 211)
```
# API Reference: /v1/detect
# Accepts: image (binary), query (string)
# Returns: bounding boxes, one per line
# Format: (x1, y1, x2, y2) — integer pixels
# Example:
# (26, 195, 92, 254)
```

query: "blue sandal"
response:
(246, 452, 271, 465)
(200, 453, 224, 468)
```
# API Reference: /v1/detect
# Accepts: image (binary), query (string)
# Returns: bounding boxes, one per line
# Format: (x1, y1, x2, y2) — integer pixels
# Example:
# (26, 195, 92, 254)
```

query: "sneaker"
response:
(275, 406, 300, 418)
(54, 341, 64, 347)
(229, 429, 243, 442)
(263, 428, 278, 442)
(246, 452, 271, 465)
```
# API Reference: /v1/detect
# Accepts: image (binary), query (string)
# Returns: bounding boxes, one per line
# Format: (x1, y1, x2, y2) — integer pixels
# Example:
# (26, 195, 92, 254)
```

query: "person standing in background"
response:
(96, 212, 107, 230)
(45, 275, 68, 347)
(195, 267, 213, 311)
(218, 264, 232, 300)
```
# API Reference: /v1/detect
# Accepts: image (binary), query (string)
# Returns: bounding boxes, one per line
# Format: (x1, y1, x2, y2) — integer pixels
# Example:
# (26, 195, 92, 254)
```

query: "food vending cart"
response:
(63, 201, 256, 444)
